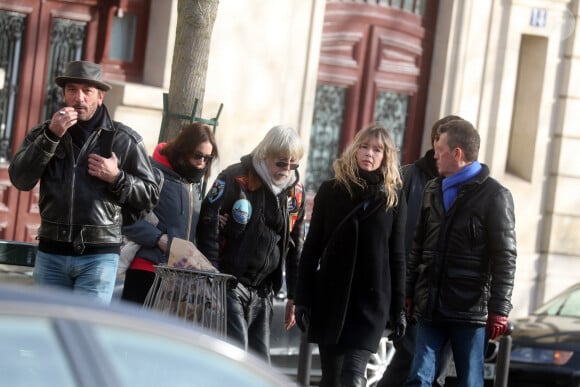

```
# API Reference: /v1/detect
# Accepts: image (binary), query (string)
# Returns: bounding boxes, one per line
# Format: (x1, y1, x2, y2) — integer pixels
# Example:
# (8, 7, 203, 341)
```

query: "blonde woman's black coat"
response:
(294, 179, 407, 351)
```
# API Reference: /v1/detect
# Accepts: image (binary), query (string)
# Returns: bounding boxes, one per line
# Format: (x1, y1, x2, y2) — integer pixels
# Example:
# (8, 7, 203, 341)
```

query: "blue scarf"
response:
(442, 161, 482, 211)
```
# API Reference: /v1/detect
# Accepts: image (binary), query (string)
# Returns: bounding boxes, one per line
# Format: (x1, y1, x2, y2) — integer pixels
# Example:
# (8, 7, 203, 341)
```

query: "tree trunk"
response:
(163, 0, 219, 141)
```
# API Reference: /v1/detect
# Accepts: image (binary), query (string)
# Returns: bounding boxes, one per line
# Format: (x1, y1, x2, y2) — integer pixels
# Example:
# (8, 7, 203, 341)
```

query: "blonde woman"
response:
(294, 124, 407, 387)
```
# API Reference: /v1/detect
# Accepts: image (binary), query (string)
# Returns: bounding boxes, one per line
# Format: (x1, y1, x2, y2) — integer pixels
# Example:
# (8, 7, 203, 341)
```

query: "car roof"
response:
(0, 283, 294, 386)
(533, 282, 580, 316)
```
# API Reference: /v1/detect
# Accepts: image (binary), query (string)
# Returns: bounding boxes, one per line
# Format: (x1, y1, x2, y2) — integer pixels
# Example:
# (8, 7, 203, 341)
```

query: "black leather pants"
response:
(319, 344, 372, 387)
(226, 283, 273, 362)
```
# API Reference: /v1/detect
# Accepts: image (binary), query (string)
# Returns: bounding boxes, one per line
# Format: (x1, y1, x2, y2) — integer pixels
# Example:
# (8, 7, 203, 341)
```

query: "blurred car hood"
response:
(511, 314, 580, 347)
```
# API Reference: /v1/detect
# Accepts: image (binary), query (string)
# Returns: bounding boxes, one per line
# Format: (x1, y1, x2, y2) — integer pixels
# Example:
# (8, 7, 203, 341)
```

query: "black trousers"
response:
(318, 344, 372, 387)
(121, 268, 155, 305)
(226, 283, 273, 362)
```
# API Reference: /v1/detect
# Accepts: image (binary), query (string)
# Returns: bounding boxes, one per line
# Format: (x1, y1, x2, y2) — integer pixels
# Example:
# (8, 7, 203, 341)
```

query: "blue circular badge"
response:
(232, 199, 252, 224)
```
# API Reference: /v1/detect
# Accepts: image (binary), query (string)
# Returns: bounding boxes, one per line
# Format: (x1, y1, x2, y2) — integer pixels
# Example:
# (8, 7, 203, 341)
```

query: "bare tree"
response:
(163, 0, 219, 141)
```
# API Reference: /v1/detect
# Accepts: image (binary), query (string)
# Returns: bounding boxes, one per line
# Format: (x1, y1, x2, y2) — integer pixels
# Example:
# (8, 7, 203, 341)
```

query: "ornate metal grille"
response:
(43, 19, 86, 121)
(327, 0, 426, 16)
(304, 84, 345, 194)
(0, 11, 25, 162)
(374, 90, 409, 160)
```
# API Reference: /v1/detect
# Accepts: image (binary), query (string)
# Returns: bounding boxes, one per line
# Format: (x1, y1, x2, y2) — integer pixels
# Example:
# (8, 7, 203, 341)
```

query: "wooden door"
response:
(305, 1, 438, 198)
(0, 0, 99, 241)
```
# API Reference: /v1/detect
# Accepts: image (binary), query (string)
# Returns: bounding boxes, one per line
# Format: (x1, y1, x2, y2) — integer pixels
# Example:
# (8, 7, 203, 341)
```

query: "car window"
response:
(94, 325, 276, 387)
(0, 316, 76, 387)
(535, 286, 580, 317)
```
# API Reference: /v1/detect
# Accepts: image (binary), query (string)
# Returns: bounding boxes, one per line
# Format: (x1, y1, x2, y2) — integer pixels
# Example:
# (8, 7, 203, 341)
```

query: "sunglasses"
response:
(193, 151, 214, 162)
(275, 161, 300, 170)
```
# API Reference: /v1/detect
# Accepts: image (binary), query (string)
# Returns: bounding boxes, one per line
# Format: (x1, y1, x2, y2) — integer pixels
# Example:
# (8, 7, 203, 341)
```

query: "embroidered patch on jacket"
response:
(232, 199, 252, 224)
(288, 182, 304, 231)
(208, 179, 226, 203)
(235, 175, 249, 190)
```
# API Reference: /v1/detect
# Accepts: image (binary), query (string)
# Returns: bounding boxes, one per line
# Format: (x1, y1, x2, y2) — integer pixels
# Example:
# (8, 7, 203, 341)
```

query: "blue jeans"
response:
(404, 319, 486, 387)
(33, 251, 119, 304)
(379, 323, 452, 387)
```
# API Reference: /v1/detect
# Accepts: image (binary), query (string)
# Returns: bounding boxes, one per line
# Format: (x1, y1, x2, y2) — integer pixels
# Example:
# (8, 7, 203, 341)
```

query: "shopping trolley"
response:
(143, 265, 236, 337)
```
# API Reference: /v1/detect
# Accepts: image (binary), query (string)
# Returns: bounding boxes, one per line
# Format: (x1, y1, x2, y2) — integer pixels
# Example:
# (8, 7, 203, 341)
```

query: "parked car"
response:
(0, 240, 390, 385)
(504, 282, 580, 387)
(0, 240, 35, 285)
(0, 282, 294, 387)
(447, 282, 580, 387)
(269, 286, 395, 386)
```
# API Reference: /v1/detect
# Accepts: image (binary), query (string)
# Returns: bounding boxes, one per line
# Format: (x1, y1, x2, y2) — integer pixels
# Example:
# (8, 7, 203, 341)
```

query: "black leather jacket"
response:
(406, 164, 517, 324)
(9, 106, 159, 253)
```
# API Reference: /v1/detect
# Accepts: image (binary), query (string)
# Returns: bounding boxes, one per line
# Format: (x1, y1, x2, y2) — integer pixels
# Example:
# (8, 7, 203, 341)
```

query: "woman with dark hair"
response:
(121, 122, 218, 304)
(294, 124, 407, 387)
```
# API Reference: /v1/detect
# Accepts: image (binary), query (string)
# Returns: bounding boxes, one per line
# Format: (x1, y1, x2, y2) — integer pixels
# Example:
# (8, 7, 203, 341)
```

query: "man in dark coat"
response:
(9, 61, 159, 304)
(404, 119, 517, 387)
(196, 125, 305, 362)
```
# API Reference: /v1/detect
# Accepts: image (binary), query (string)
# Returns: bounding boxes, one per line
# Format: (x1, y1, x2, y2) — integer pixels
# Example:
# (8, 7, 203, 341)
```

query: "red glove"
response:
(486, 312, 508, 340)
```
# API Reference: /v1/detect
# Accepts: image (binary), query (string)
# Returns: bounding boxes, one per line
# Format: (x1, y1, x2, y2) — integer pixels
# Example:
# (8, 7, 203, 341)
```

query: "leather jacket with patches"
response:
(196, 154, 305, 296)
(9, 105, 159, 254)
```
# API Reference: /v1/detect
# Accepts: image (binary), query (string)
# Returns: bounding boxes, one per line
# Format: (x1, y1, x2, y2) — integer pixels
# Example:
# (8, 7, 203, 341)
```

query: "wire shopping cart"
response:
(143, 265, 236, 337)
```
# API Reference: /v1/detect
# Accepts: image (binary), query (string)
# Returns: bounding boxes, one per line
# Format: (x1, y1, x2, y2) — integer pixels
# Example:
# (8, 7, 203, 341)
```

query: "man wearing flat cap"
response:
(9, 60, 160, 303)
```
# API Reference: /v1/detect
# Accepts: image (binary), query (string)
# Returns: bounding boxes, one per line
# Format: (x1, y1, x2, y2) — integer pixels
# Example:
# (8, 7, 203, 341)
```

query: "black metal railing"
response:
(43, 18, 86, 121)
(0, 11, 25, 162)
(328, 0, 426, 16)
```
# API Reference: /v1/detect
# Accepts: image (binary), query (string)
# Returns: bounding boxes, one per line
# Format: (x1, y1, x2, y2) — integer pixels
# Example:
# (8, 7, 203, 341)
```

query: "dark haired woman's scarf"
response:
(153, 141, 206, 184)
(173, 163, 206, 183)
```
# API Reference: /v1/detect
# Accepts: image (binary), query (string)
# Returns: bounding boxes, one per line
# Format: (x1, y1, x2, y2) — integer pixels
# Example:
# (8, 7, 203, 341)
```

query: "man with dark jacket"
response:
(379, 115, 462, 387)
(9, 61, 159, 303)
(196, 125, 305, 361)
(404, 119, 517, 387)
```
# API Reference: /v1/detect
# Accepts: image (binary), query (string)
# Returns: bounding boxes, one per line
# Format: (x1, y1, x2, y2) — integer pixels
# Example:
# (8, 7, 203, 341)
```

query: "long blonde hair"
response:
(333, 124, 402, 209)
